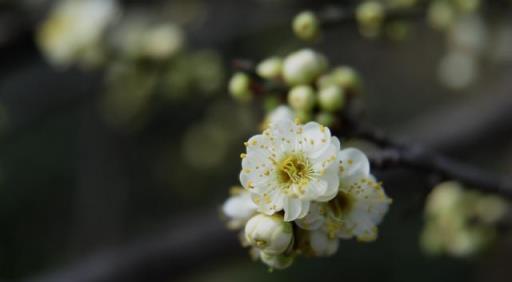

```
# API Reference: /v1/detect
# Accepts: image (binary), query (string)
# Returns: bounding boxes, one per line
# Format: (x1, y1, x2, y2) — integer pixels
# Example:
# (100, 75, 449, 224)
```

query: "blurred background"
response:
(1, 0, 512, 281)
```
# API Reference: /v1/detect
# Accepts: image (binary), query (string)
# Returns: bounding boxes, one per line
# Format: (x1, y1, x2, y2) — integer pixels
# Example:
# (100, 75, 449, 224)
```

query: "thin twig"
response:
(28, 212, 241, 282)
(369, 146, 512, 198)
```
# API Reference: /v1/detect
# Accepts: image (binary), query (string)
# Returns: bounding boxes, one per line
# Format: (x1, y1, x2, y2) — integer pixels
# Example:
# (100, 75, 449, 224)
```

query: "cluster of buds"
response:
(222, 117, 392, 270)
(421, 181, 508, 257)
(229, 48, 362, 128)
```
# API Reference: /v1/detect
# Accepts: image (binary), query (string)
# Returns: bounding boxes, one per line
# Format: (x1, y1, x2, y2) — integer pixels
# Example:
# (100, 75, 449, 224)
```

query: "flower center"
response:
(328, 191, 354, 217)
(277, 153, 313, 188)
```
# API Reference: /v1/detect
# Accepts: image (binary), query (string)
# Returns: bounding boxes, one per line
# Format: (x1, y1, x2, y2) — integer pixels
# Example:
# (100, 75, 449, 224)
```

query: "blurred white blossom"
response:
(37, 0, 120, 68)
(421, 182, 508, 257)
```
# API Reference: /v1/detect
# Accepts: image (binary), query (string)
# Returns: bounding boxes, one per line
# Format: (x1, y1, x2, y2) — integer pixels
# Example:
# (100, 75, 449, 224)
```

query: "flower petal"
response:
(339, 148, 370, 188)
(310, 230, 339, 256)
(283, 197, 305, 221)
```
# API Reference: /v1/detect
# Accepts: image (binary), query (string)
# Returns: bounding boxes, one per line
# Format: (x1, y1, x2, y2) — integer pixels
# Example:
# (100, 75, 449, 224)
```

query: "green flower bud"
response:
(427, 1, 455, 31)
(330, 66, 362, 94)
(292, 10, 321, 41)
(356, 1, 385, 27)
(245, 214, 294, 255)
(228, 72, 252, 102)
(425, 182, 464, 216)
(356, 1, 385, 38)
(283, 49, 327, 86)
(288, 85, 316, 111)
(475, 195, 507, 224)
(315, 112, 335, 127)
(260, 252, 294, 270)
(256, 57, 283, 80)
(318, 85, 345, 112)
(142, 24, 184, 60)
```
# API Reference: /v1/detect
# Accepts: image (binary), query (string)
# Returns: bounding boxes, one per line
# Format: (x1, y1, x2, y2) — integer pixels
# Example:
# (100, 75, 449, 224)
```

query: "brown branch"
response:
(369, 146, 512, 198)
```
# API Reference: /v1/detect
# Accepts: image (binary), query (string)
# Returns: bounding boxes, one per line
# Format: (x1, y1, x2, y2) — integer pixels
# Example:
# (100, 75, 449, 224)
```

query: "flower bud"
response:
(474, 195, 507, 224)
(330, 66, 362, 94)
(292, 10, 320, 41)
(256, 57, 283, 79)
(427, 1, 455, 31)
(228, 72, 252, 102)
(425, 182, 463, 216)
(142, 24, 184, 60)
(260, 252, 294, 270)
(282, 49, 327, 86)
(356, 1, 385, 28)
(245, 214, 293, 255)
(318, 85, 345, 112)
(356, 1, 384, 38)
(288, 85, 316, 111)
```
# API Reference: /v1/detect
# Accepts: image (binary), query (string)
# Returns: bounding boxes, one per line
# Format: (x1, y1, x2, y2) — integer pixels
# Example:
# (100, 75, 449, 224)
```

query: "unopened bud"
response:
(256, 57, 283, 79)
(245, 214, 294, 255)
(229, 72, 252, 102)
(288, 85, 316, 111)
(330, 66, 362, 94)
(283, 49, 327, 86)
(356, 1, 385, 38)
(292, 10, 321, 41)
(318, 85, 345, 112)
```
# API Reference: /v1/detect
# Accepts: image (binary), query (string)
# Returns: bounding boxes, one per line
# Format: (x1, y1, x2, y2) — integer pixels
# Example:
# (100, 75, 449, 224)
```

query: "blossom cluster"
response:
(222, 117, 391, 269)
(421, 181, 507, 257)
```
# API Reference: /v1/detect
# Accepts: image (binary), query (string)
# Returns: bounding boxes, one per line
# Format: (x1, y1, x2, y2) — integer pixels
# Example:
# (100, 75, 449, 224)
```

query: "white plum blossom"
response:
(222, 188, 258, 229)
(240, 118, 342, 221)
(296, 149, 392, 242)
(37, 0, 120, 67)
(229, 118, 392, 268)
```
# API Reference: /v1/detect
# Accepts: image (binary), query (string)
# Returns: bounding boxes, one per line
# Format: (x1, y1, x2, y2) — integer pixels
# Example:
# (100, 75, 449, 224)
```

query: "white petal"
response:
(339, 148, 370, 188)
(310, 230, 339, 256)
(295, 202, 325, 230)
(302, 179, 328, 200)
(266, 106, 295, 127)
(299, 122, 332, 154)
(251, 189, 285, 215)
(283, 197, 304, 221)
(315, 165, 340, 202)
(222, 192, 257, 220)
